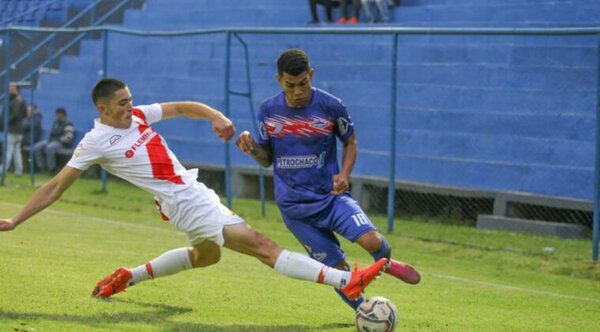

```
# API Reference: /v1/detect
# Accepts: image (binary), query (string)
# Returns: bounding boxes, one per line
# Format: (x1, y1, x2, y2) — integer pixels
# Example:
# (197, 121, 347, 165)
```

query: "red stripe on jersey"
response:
(132, 108, 184, 185)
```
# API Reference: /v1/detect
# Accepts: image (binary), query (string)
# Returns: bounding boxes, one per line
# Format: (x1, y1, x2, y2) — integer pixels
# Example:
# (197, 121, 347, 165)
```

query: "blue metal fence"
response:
(1, 25, 598, 260)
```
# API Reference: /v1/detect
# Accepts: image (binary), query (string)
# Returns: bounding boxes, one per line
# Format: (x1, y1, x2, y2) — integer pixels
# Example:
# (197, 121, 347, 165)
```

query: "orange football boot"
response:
(92, 267, 132, 298)
(340, 258, 387, 300)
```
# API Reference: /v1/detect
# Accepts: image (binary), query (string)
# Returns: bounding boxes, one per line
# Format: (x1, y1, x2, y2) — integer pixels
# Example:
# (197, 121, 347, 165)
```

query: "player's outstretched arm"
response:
(160, 101, 235, 141)
(236, 130, 273, 168)
(0, 166, 82, 231)
(332, 133, 357, 195)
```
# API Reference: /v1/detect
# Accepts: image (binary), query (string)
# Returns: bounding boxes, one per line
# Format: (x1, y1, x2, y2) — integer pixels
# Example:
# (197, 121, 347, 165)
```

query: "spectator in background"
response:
(0, 84, 27, 177)
(33, 107, 75, 173)
(362, 0, 390, 22)
(337, 0, 361, 24)
(22, 103, 43, 148)
(308, 0, 340, 24)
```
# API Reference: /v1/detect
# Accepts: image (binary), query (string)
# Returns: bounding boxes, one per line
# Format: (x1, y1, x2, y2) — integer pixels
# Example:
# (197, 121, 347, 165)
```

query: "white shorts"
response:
(155, 182, 244, 246)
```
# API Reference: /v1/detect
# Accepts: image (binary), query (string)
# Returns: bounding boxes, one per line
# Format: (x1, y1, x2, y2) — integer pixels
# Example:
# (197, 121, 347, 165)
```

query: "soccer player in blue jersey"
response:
(236, 48, 421, 310)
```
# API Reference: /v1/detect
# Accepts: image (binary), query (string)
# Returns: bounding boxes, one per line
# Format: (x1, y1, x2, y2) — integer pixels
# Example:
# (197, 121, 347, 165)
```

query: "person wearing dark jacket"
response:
(32, 107, 75, 173)
(22, 104, 43, 147)
(1, 84, 27, 176)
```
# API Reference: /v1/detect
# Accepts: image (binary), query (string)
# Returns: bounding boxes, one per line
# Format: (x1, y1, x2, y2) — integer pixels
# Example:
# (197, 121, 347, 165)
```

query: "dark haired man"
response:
(0, 77, 386, 302)
(32, 107, 75, 173)
(236, 48, 421, 310)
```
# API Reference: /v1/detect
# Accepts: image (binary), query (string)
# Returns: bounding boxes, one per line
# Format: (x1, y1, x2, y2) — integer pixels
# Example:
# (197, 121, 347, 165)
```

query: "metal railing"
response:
(1, 25, 598, 261)
(0, 0, 134, 104)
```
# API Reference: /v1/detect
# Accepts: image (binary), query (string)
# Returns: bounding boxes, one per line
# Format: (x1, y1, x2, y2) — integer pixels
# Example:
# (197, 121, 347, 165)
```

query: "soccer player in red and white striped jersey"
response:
(0, 78, 387, 302)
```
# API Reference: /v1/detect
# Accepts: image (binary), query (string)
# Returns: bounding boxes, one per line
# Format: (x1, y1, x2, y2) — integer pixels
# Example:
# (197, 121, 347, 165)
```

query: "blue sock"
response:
(370, 236, 392, 261)
(332, 263, 364, 310)
(335, 288, 364, 310)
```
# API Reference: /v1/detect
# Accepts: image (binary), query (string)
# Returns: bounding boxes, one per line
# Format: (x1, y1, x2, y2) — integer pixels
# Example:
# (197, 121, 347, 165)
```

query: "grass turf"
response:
(0, 174, 598, 331)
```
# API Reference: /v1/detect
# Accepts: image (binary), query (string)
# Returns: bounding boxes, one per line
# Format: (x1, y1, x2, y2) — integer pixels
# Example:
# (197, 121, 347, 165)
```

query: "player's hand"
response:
(212, 114, 235, 141)
(331, 174, 349, 195)
(236, 131, 255, 154)
(0, 219, 17, 232)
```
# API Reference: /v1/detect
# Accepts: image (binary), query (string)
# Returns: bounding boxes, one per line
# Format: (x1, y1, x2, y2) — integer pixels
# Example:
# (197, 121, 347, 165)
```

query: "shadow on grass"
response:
(0, 298, 353, 331)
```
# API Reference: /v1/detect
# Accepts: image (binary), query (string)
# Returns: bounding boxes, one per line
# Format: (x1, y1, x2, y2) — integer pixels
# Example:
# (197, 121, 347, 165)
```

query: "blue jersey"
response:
(257, 87, 354, 219)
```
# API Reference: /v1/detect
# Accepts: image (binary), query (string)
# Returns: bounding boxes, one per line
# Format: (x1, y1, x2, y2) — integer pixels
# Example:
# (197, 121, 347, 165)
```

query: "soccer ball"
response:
(355, 296, 398, 332)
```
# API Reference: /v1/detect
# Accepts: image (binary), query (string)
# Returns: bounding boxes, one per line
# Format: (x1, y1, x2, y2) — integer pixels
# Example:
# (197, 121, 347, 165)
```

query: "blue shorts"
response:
(280, 194, 376, 267)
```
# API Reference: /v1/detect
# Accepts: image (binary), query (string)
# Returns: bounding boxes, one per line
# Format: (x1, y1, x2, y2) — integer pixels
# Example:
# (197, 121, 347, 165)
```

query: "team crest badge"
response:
(337, 117, 349, 135)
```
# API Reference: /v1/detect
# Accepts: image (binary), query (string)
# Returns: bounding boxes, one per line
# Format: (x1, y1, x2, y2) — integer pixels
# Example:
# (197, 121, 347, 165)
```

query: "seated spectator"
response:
(308, 0, 340, 24)
(22, 103, 43, 148)
(337, 0, 361, 24)
(33, 107, 75, 173)
(362, 0, 390, 22)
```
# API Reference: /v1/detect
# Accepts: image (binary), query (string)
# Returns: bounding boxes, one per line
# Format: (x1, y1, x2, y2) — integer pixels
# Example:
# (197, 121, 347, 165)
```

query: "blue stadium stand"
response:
(0, 0, 67, 26)
(22, 0, 600, 225)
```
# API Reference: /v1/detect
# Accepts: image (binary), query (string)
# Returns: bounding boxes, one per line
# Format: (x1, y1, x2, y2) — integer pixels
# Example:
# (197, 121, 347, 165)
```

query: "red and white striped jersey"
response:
(67, 103, 198, 200)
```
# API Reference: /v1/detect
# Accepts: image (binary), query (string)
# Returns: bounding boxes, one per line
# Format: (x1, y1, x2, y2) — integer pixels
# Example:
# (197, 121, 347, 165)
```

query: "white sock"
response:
(129, 248, 192, 286)
(274, 250, 351, 288)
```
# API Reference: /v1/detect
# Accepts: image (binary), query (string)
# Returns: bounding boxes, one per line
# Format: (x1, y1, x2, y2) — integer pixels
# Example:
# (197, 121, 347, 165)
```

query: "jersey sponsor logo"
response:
(311, 118, 328, 128)
(122, 127, 157, 158)
(276, 151, 326, 169)
(264, 114, 333, 138)
(130, 127, 157, 152)
(337, 117, 349, 136)
(109, 135, 122, 145)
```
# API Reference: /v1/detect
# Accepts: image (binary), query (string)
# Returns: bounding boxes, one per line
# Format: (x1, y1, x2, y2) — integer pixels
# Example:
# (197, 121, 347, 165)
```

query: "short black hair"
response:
(277, 49, 310, 76)
(55, 107, 67, 115)
(92, 78, 127, 104)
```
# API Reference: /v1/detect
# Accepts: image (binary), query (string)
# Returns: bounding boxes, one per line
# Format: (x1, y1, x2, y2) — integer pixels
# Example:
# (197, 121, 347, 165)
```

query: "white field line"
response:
(0, 201, 177, 235)
(2, 201, 599, 303)
(428, 273, 600, 304)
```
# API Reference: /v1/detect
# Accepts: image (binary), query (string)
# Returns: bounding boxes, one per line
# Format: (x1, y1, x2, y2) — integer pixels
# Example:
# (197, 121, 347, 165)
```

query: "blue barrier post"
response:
(27, 33, 35, 187)
(593, 34, 600, 262)
(100, 29, 109, 192)
(387, 33, 399, 233)
(224, 31, 233, 208)
(1, 29, 11, 186)
(232, 33, 265, 216)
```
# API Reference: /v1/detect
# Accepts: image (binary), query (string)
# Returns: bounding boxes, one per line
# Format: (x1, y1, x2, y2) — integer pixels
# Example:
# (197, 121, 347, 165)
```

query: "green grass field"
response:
(0, 174, 599, 331)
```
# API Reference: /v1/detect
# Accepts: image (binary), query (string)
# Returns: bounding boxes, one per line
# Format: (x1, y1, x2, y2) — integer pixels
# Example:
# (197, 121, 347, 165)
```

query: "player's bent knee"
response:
(190, 242, 222, 268)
